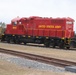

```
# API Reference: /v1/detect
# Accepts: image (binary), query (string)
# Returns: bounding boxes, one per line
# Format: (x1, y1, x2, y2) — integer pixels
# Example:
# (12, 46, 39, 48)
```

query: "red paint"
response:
(5, 16, 74, 38)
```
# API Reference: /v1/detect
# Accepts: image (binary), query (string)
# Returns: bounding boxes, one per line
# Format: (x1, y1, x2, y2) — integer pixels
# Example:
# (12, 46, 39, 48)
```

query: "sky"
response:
(0, 0, 76, 32)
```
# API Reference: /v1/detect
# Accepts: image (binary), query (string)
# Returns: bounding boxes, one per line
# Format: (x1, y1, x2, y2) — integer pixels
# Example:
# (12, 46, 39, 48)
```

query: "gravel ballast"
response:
(0, 53, 65, 73)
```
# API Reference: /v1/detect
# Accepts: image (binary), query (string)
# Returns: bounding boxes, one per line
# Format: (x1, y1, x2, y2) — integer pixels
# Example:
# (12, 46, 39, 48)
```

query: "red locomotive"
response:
(1, 16, 75, 49)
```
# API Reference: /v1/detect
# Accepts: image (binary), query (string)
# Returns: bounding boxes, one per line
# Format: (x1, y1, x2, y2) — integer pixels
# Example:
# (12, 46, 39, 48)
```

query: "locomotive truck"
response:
(1, 16, 76, 49)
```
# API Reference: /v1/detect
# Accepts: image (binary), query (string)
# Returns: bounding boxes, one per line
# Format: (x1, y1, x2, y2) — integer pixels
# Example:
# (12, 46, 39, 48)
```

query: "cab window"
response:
(66, 21, 73, 24)
(12, 21, 17, 25)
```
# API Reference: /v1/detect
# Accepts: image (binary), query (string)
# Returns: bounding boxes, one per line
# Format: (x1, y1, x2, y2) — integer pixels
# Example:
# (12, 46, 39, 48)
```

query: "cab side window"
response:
(12, 21, 17, 25)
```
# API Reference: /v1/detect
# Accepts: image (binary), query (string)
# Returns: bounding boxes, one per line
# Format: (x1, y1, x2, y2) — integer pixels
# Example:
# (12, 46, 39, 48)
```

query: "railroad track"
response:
(0, 42, 76, 50)
(0, 48, 76, 67)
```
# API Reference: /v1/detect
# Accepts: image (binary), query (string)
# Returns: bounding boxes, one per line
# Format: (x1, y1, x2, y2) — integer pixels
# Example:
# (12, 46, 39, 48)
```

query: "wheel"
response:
(59, 42, 65, 49)
(49, 39, 56, 48)
(13, 40, 16, 44)
(70, 41, 76, 48)
(66, 47, 70, 49)
(7, 38, 10, 43)
(44, 42, 49, 47)
(44, 39, 50, 47)
(24, 42, 26, 45)
(51, 42, 56, 48)
(16, 40, 20, 44)
(13, 39, 20, 44)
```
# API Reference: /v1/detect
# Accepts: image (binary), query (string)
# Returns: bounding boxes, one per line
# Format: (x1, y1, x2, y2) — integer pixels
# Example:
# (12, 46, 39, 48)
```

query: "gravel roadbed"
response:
(0, 53, 76, 75)
(0, 53, 65, 72)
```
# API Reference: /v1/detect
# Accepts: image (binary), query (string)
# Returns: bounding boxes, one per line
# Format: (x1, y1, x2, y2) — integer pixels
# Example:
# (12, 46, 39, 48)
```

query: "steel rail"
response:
(0, 48, 76, 67)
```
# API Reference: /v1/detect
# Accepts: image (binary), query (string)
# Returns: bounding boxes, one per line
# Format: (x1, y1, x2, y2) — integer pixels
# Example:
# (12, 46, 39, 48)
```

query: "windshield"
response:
(66, 21, 73, 25)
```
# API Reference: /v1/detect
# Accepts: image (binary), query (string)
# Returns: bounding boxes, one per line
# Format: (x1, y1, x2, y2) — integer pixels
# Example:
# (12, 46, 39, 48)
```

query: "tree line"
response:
(0, 22, 6, 28)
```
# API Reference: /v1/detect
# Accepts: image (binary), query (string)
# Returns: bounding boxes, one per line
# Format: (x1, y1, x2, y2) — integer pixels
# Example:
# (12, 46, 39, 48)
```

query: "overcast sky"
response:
(0, 0, 76, 32)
